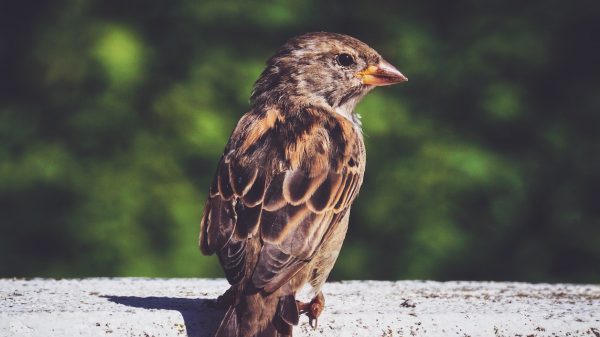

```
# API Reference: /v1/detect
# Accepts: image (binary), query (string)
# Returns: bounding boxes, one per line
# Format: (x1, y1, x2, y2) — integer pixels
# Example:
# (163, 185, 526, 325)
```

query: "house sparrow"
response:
(199, 32, 407, 337)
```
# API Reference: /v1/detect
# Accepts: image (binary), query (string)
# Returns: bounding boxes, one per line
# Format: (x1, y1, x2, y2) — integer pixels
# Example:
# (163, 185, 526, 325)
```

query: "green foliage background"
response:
(1, 0, 599, 282)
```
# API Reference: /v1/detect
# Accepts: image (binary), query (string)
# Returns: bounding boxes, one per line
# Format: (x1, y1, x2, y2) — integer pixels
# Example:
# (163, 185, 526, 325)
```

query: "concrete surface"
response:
(0, 278, 599, 337)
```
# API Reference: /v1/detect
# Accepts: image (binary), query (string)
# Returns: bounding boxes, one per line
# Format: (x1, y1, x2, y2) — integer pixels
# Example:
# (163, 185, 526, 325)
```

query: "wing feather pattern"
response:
(199, 107, 364, 293)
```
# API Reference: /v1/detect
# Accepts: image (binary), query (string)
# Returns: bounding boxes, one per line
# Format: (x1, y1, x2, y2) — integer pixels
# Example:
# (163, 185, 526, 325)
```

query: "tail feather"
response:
(213, 292, 298, 337)
(214, 305, 239, 337)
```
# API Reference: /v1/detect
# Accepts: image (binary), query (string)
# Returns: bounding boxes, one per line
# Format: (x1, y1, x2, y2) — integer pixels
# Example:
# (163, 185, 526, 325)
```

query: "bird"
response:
(199, 32, 407, 337)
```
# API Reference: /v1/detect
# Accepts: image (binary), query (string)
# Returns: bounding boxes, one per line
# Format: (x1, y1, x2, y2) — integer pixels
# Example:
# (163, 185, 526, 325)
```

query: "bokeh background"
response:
(1, 0, 599, 282)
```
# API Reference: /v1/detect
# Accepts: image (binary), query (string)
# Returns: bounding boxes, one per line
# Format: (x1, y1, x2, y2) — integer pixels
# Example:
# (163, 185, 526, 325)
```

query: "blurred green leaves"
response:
(0, 0, 599, 282)
(93, 25, 146, 88)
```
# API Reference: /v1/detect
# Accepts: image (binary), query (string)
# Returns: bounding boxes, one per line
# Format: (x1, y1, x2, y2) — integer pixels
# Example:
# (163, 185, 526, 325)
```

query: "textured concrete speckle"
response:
(0, 278, 599, 337)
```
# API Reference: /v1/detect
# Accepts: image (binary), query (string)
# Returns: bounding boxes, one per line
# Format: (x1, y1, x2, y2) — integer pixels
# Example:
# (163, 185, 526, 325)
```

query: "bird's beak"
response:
(357, 59, 408, 86)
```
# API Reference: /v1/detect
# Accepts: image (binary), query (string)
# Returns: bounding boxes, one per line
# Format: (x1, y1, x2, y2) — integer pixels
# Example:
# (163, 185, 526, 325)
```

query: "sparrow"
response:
(199, 32, 407, 337)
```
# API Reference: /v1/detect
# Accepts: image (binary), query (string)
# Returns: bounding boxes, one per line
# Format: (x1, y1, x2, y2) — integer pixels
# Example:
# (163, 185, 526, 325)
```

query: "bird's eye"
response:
(336, 53, 355, 67)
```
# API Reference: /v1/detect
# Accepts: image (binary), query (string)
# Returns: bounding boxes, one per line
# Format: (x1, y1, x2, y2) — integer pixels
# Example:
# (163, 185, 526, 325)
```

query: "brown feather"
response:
(260, 204, 310, 244)
(218, 239, 246, 284)
(263, 173, 287, 212)
(218, 160, 235, 200)
(239, 108, 280, 154)
(242, 172, 267, 207)
(201, 195, 236, 254)
(230, 162, 258, 197)
(234, 203, 262, 239)
(307, 172, 342, 212)
(282, 169, 327, 205)
(199, 199, 211, 254)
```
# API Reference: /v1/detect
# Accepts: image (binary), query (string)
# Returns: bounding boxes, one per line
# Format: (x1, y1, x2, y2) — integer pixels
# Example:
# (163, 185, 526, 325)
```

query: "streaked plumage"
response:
(199, 32, 407, 337)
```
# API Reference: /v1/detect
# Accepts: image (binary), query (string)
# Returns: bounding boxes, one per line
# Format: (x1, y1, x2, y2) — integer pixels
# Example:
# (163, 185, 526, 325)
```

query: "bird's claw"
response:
(297, 292, 325, 330)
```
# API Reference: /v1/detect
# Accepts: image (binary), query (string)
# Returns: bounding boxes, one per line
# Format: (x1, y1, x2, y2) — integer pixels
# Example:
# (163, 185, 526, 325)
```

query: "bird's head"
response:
(251, 32, 407, 117)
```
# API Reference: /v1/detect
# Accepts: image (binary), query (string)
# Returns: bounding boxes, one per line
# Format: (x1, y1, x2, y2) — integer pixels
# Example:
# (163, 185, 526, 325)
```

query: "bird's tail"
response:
(214, 288, 299, 337)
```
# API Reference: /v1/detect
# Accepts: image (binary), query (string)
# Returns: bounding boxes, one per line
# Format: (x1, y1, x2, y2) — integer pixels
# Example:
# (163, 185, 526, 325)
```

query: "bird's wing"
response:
(199, 107, 363, 291)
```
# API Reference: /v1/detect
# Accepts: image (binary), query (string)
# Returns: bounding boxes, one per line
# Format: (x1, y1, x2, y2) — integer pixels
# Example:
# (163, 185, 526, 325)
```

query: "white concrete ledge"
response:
(0, 278, 599, 337)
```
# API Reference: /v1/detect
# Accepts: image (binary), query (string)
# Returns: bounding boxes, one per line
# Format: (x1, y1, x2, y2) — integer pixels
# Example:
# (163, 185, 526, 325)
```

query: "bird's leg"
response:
(212, 286, 235, 309)
(296, 292, 325, 329)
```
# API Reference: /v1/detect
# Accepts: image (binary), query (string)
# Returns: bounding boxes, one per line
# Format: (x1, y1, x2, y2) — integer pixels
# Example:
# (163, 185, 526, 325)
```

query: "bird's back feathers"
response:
(200, 105, 365, 336)
(200, 105, 364, 286)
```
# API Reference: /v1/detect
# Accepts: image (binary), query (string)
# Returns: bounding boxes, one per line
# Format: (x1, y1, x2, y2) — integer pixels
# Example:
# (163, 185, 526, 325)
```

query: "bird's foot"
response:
(210, 286, 235, 309)
(296, 292, 325, 329)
